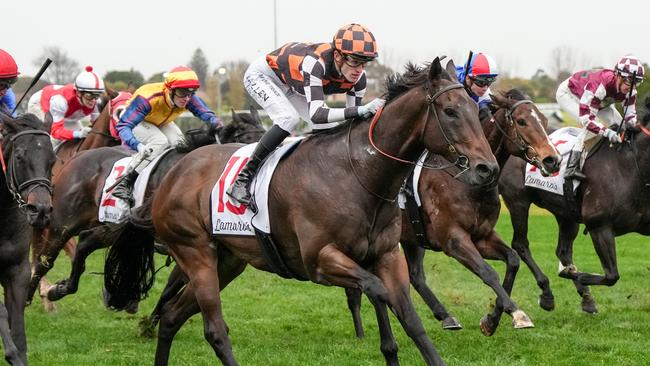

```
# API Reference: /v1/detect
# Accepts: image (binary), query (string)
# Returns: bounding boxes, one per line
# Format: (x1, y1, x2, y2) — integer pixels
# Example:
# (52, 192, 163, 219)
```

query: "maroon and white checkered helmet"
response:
(615, 55, 644, 81)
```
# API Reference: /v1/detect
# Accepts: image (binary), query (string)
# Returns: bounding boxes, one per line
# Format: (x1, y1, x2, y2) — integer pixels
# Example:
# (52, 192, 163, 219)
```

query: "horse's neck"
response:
(0, 154, 12, 208)
(483, 110, 511, 169)
(80, 107, 113, 150)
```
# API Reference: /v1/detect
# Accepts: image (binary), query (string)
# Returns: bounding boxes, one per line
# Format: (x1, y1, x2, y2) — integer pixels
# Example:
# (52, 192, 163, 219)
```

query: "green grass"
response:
(22, 213, 650, 365)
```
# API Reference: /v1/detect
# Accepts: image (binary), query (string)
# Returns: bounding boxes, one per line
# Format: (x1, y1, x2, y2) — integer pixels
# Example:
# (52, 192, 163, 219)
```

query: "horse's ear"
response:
(0, 113, 18, 134)
(445, 60, 458, 82)
(231, 108, 239, 123)
(249, 105, 260, 123)
(489, 91, 508, 108)
(106, 86, 119, 99)
(428, 57, 443, 81)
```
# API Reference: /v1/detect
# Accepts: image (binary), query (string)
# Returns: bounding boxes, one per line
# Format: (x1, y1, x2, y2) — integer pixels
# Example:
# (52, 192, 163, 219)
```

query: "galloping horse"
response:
(0, 113, 55, 366)
(104, 58, 498, 365)
(345, 89, 561, 337)
(30, 88, 124, 312)
(27, 108, 265, 307)
(500, 96, 650, 314)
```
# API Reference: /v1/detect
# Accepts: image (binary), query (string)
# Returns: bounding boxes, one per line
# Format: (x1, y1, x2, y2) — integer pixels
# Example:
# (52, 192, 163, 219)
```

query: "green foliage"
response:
(146, 72, 165, 84)
(104, 69, 145, 89)
(23, 214, 650, 365)
(188, 48, 209, 88)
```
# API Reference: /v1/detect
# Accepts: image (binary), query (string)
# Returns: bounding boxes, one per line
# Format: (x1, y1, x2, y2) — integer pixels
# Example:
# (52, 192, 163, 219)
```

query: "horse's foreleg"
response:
(475, 232, 533, 334)
(315, 244, 443, 366)
(0, 302, 22, 366)
(344, 287, 365, 338)
(401, 240, 461, 330)
(4, 259, 30, 366)
(508, 204, 555, 311)
(443, 229, 530, 336)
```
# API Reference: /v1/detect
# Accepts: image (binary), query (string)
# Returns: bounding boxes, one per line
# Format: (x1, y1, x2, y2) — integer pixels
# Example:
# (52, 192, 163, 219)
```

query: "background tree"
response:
(104, 69, 145, 91)
(222, 60, 250, 110)
(146, 72, 165, 83)
(365, 61, 394, 99)
(188, 48, 209, 88)
(550, 45, 579, 82)
(33, 46, 79, 84)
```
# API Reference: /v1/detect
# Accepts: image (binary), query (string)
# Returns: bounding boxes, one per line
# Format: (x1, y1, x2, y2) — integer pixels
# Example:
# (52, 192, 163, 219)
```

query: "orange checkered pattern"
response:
(332, 23, 377, 58)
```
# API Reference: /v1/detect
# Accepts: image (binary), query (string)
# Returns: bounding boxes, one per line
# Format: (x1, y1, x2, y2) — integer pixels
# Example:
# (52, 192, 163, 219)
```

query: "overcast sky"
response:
(5, 0, 647, 80)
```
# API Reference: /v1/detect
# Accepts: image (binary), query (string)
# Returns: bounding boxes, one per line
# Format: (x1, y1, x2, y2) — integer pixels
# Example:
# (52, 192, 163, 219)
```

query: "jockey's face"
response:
(466, 76, 494, 97)
(617, 75, 634, 95)
(334, 51, 368, 83)
(171, 88, 196, 108)
(77, 91, 100, 108)
(0, 79, 14, 97)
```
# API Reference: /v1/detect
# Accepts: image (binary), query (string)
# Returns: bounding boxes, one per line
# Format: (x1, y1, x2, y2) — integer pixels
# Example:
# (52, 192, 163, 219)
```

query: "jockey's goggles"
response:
(80, 92, 102, 101)
(174, 88, 197, 98)
(470, 76, 496, 88)
(620, 75, 643, 86)
(341, 53, 371, 68)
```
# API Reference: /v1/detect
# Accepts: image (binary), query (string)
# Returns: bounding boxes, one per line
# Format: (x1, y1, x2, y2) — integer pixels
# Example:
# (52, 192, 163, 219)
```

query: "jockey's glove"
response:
(600, 128, 622, 144)
(358, 98, 385, 118)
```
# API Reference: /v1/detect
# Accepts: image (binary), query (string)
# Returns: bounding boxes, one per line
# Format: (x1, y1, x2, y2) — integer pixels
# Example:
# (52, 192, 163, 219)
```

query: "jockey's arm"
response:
(578, 82, 606, 134)
(1, 89, 17, 117)
(186, 95, 222, 127)
(49, 96, 75, 140)
(117, 95, 151, 151)
(303, 56, 364, 125)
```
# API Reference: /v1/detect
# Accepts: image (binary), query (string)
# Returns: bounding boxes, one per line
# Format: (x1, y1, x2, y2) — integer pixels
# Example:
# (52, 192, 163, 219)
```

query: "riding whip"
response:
(12, 58, 52, 114)
(462, 50, 473, 91)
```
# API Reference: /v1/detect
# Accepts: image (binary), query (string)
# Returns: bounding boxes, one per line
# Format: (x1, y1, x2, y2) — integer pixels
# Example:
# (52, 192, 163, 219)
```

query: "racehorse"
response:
(0, 112, 55, 366)
(103, 58, 499, 365)
(345, 89, 561, 337)
(27, 108, 265, 307)
(30, 88, 125, 312)
(499, 96, 650, 314)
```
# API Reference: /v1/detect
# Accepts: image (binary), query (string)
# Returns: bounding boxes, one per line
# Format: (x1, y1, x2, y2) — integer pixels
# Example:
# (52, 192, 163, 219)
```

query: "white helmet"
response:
(74, 66, 105, 93)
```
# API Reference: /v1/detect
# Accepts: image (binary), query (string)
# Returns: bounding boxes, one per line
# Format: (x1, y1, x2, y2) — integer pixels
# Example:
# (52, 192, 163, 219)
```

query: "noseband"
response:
(0, 130, 53, 208)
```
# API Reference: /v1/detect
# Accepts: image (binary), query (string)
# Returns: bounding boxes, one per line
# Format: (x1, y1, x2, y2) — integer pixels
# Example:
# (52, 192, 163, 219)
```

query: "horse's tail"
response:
(103, 216, 155, 311)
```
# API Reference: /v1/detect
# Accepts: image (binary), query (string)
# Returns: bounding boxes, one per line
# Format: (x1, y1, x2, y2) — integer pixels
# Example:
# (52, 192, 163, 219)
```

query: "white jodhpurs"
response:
(127, 121, 184, 174)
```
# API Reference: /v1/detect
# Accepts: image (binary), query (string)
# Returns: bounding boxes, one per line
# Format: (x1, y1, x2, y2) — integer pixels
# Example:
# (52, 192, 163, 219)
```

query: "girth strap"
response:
(402, 170, 430, 249)
(254, 229, 308, 281)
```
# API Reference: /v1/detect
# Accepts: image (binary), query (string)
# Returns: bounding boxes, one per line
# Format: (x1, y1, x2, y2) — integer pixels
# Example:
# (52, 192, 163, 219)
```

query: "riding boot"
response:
(564, 150, 586, 181)
(226, 125, 290, 206)
(111, 170, 139, 205)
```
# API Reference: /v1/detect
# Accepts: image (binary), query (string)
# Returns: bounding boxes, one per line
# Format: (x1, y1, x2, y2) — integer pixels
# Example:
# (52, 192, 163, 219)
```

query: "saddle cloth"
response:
(98, 149, 171, 223)
(524, 127, 580, 195)
(210, 138, 303, 236)
(397, 151, 428, 209)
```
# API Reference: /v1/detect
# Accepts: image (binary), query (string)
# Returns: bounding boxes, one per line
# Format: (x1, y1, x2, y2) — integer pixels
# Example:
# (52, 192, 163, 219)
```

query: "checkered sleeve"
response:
(346, 72, 366, 107)
(302, 55, 359, 126)
(578, 82, 606, 133)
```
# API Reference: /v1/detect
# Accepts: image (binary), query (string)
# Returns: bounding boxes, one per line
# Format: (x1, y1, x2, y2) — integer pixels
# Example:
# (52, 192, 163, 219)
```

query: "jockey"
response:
(0, 49, 19, 117)
(27, 66, 105, 148)
(556, 55, 643, 181)
(111, 65, 223, 204)
(226, 23, 385, 206)
(456, 52, 499, 120)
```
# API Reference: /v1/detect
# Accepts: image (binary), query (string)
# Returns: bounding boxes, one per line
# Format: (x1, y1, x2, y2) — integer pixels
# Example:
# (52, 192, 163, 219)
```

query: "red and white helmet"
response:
(468, 53, 498, 78)
(0, 49, 19, 79)
(74, 66, 105, 93)
(615, 55, 644, 81)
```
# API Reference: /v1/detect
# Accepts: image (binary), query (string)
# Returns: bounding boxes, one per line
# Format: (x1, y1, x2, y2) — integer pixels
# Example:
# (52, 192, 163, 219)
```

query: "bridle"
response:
(0, 129, 53, 208)
(367, 81, 471, 172)
(348, 80, 472, 202)
(491, 99, 543, 167)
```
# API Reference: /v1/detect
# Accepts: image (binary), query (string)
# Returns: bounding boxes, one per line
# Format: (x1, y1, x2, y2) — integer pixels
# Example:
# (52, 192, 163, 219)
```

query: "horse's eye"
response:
(444, 108, 457, 118)
(516, 119, 526, 126)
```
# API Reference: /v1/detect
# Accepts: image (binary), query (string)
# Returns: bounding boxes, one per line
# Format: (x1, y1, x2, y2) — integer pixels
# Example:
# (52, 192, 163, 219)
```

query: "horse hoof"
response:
(511, 310, 534, 329)
(47, 285, 66, 301)
(125, 300, 139, 314)
(138, 316, 156, 338)
(581, 295, 598, 314)
(538, 294, 555, 311)
(441, 316, 462, 330)
(479, 315, 496, 337)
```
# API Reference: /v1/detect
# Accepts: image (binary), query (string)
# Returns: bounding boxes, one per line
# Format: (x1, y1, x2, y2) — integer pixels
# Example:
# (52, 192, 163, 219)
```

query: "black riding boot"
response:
(111, 170, 139, 204)
(226, 125, 290, 206)
(564, 150, 586, 181)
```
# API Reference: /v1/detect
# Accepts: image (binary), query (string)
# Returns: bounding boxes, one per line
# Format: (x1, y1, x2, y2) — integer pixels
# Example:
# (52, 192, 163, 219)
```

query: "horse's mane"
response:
(640, 96, 650, 127)
(312, 62, 451, 138)
(14, 113, 49, 132)
(175, 126, 217, 153)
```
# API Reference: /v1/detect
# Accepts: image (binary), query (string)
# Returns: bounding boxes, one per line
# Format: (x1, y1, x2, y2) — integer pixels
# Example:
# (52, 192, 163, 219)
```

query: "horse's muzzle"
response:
(25, 203, 52, 229)
(474, 162, 500, 188)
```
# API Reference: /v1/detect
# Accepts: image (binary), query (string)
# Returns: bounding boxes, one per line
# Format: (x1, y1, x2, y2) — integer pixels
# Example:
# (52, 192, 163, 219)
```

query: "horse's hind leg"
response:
(316, 244, 443, 366)
(0, 302, 22, 366)
(401, 241, 461, 330)
(142, 264, 187, 338)
(555, 218, 598, 313)
(48, 226, 111, 301)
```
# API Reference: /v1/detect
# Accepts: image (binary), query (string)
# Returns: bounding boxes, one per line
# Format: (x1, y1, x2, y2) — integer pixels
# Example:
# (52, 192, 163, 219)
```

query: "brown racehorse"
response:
(103, 58, 499, 366)
(30, 88, 124, 312)
(345, 89, 561, 338)
(0, 113, 55, 366)
(27, 108, 265, 308)
(499, 96, 650, 314)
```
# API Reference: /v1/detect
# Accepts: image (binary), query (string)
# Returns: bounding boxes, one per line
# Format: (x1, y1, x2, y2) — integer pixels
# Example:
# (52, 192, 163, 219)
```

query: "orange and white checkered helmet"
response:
(332, 23, 378, 61)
